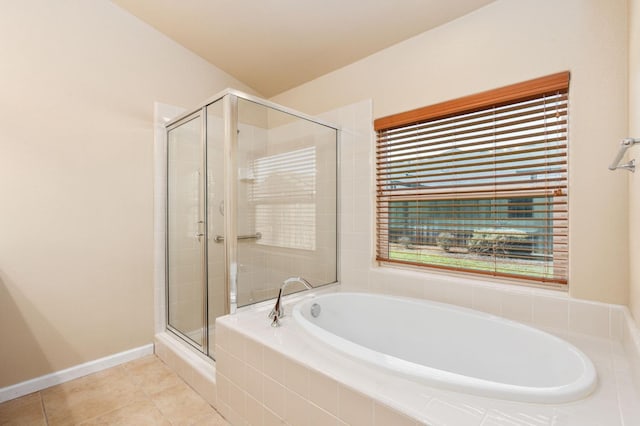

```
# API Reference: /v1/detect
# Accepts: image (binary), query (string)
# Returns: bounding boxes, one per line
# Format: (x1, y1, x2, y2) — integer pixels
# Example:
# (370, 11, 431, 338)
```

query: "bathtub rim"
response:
(292, 291, 598, 404)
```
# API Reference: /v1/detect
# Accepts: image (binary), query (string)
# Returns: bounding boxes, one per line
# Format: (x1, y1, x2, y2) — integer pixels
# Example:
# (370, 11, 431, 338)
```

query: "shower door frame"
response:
(164, 89, 340, 356)
(165, 108, 209, 353)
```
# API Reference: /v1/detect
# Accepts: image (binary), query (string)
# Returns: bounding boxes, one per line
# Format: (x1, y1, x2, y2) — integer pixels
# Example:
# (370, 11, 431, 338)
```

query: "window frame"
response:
(374, 72, 570, 285)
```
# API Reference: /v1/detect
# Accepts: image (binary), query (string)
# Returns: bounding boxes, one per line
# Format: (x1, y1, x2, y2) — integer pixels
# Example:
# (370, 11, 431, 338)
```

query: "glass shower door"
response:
(235, 98, 338, 307)
(166, 112, 206, 350)
(164, 91, 338, 358)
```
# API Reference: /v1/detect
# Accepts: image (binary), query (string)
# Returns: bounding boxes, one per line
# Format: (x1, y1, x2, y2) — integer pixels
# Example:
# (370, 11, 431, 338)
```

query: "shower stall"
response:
(164, 90, 339, 359)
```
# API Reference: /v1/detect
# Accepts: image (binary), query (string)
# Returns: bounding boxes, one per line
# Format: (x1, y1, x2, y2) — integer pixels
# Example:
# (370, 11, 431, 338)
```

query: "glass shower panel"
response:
(236, 98, 338, 307)
(166, 113, 205, 348)
(206, 100, 225, 358)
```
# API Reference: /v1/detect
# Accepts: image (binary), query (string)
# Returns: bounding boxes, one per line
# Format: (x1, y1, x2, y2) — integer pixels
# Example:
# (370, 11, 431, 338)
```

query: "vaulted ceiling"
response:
(111, 0, 496, 97)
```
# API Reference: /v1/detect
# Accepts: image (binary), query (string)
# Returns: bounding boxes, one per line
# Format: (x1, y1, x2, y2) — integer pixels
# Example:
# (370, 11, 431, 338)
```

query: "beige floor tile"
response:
(42, 366, 146, 426)
(3, 355, 226, 426)
(0, 392, 46, 425)
(76, 399, 171, 426)
(189, 410, 230, 426)
(151, 381, 218, 425)
(42, 366, 133, 399)
(121, 354, 184, 395)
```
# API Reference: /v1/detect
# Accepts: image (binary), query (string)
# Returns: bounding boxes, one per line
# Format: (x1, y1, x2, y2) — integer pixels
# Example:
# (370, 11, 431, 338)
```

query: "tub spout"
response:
(268, 277, 313, 327)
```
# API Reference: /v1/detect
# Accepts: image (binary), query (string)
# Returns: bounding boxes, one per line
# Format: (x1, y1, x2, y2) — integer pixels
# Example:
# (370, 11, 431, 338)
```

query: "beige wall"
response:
(273, 0, 630, 306)
(629, 0, 640, 325)
(0, 0, 256, 388)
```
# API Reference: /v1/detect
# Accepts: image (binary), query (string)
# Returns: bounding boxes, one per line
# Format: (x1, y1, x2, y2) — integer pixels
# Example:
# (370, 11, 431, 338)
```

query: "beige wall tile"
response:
(373, 402, 418, 426)
(569, 300, 611, 338)
(263, 376, 285, 419)
(263, 346, 285, 385)
(337, 385, 373, 426)
(308, 402, 339, 426)
(244, 364, 263, 403)
(245, 336, 264, 371)
(501, 291, 533, 323)
(308, 369, 339, 416)
(284, 389, 311, 425)
(532, 295, 569, 331)
(283, 360, 309, 399)
(263, 406, 285, 426)
(245, 393, 265, 426)
(227, 380, 245, 419)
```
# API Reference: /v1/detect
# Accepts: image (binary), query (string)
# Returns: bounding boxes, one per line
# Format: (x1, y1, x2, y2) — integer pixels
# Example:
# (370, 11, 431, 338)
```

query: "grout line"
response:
(39, 391, 49, 426)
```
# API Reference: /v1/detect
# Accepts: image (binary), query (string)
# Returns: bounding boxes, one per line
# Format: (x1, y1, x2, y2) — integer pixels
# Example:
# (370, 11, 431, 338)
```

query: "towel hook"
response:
(609, 138, 640, 172)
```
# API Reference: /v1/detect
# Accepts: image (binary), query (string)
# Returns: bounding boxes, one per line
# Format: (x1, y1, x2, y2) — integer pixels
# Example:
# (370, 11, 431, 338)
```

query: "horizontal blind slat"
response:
(382, 95, 568, 139)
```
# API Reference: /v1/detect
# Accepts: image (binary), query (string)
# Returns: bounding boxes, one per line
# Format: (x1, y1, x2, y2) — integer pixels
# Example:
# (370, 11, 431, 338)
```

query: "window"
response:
(250, 146, 316, 250)
(375, 72, 569, 284)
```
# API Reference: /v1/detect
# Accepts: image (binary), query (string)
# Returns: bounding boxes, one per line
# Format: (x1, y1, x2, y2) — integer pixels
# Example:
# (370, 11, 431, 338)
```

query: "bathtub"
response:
(292, 292, 597, 404)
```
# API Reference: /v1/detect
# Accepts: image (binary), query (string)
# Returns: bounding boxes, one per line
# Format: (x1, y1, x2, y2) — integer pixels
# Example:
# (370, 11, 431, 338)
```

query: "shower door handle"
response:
(195, 220, 205, 242)
(213, 232, 262, 243)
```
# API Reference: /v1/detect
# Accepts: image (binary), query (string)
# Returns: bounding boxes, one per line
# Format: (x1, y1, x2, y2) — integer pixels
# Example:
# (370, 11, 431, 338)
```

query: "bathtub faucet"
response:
(268, 277, 313, 327)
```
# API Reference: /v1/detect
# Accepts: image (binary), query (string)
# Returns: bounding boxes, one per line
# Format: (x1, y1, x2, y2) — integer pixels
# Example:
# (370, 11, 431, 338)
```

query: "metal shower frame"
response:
(164, 88, 340, 354)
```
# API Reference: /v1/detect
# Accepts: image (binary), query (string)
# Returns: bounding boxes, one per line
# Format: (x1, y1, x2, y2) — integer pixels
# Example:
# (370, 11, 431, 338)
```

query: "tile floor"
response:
(0, 355, 228, 426)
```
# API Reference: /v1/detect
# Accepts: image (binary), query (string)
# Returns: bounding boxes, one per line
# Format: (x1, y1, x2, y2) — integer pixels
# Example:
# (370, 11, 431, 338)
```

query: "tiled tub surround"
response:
(215, 285, 640, 426)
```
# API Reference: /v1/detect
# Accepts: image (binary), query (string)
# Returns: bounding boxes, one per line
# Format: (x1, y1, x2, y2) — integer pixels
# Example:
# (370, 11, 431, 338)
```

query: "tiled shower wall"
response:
(234, 105, 337, 306)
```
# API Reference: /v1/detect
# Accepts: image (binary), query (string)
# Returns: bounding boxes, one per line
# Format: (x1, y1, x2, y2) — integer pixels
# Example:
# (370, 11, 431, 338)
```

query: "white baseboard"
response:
(0, 343, 154, 403)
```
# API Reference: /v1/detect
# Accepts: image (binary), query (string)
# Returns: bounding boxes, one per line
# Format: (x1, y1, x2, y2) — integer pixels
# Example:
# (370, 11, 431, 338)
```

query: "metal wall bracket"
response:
(609, 138, 640, 172)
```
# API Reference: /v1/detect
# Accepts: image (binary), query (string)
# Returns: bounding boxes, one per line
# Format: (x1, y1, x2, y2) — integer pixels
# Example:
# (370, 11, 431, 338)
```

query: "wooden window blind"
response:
(374, 72, 569, 284)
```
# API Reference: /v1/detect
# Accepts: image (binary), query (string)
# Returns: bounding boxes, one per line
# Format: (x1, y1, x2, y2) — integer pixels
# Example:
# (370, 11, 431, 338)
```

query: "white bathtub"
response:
(292, 292, 597, 404)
